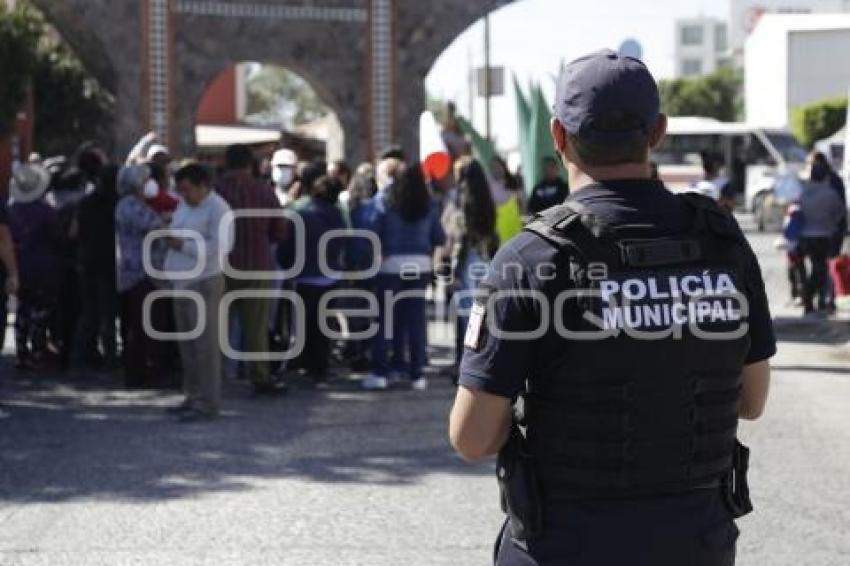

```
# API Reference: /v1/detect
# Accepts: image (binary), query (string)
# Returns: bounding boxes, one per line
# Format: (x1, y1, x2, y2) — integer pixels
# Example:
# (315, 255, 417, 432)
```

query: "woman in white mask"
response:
(142, 178, 160, 199)
(271, 148, 298, 207)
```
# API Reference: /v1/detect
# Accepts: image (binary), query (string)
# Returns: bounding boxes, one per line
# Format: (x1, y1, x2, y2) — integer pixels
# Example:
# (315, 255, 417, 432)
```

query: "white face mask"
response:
(272, 166, 294, 187)
(143, 178, 160, 199)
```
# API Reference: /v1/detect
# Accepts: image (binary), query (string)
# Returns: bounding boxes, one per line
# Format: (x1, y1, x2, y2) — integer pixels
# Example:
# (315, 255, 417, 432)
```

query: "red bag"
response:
(829, 255, 850, 297)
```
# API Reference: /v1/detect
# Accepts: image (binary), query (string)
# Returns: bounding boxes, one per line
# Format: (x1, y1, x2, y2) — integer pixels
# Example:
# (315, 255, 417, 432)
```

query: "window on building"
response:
(715, 24, 728, 52)
(682, 58, 703, 76)
(681, 25, 704, 46)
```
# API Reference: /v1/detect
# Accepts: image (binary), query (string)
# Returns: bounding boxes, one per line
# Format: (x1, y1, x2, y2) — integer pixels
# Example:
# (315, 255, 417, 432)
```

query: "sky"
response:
(426, 0, 729, 151)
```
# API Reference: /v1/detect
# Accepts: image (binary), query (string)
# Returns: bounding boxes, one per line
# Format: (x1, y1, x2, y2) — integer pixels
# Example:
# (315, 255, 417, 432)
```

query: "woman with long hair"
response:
(289, 172, 347, 380)
(339, 166, 379, 371)
(363, 165, 445, 391)
(444, 159, 499, 373)
(489, 155, 524, 244)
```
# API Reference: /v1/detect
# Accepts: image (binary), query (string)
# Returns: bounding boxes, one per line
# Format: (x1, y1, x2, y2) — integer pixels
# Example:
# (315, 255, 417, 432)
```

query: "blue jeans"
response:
(372, 274, 429, 380)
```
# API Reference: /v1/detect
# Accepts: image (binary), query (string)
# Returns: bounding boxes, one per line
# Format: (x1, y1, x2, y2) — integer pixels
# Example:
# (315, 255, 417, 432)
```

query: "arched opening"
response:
(193, 62, 344, 165)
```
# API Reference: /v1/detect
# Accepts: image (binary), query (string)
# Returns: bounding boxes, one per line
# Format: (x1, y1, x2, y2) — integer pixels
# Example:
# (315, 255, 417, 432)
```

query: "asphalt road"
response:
(1, 223, 849, 566)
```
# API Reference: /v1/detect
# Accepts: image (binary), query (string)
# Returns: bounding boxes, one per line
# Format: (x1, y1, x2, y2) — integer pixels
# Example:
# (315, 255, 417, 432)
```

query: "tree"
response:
(32, 42, 114, 156)
(244, 65, 329, 128)
(659, 66, 743, 122)
(0, 3, 41, 134)
(0, 3, 113, 155)
(791, 96, 847, 148)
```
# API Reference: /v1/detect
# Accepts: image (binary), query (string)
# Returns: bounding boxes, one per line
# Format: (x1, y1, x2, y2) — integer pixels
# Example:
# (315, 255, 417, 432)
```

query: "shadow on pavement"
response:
(771, 365, 850, 376)
(0, 347, 489, 505)
(772, 316, 850, 345)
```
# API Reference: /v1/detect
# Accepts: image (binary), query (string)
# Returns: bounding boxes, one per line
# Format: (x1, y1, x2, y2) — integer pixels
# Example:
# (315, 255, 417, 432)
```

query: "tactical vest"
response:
(521, 190, 752, 500)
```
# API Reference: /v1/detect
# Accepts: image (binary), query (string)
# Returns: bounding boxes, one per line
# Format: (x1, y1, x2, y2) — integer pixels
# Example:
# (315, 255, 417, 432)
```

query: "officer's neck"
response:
(567, 162, 652, 192)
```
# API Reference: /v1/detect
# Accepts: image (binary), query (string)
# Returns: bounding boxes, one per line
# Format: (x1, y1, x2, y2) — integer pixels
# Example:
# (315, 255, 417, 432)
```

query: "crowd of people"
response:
(0, 129, 566, 422)
(3, 115, 847, 422)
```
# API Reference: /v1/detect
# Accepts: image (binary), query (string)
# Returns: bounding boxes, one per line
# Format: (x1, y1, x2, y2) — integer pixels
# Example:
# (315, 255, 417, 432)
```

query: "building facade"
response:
(674, 17, 730, 77)
(745, 13, 850, 128)
(730, 0, 850, 61)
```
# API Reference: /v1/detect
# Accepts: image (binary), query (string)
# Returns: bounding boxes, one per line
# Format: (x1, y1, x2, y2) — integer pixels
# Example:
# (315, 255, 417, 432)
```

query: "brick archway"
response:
(31, 0, 514, 163)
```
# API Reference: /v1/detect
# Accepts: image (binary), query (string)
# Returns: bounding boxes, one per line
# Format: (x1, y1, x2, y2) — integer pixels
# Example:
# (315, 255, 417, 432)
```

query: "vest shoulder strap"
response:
(524, 199, 624, 270)
(524, 190, 749, 266)
(676, 191, 747, 244)
(523, 201, 586, 249)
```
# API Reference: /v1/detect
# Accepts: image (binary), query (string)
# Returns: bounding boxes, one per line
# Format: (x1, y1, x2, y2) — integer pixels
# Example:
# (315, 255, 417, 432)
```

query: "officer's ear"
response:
(550, 118, 575, 164)
(648, 113, 668, 150)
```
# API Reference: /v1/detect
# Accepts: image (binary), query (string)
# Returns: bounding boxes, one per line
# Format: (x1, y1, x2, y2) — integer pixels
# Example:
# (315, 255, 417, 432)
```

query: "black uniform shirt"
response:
(460, 179, 776, 562)
(460, 178, 776, 400)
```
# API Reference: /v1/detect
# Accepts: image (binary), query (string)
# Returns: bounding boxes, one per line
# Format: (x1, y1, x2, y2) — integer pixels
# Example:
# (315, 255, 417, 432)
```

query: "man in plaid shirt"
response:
(215, 145, 287, 394)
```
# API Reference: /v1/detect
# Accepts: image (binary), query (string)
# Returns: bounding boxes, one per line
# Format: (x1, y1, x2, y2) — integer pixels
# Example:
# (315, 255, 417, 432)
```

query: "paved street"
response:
(1, 223, 849, 565)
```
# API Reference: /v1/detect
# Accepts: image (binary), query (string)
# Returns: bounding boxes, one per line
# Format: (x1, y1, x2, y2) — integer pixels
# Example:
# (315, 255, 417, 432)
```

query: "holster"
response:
(722, 439, 754, 519)
(497, 423, 543, 541)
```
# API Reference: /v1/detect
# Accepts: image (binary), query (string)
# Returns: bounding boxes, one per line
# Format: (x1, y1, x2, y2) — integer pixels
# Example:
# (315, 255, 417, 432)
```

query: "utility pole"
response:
(484, 13, 492, 143)
(467, 45, 475, 123)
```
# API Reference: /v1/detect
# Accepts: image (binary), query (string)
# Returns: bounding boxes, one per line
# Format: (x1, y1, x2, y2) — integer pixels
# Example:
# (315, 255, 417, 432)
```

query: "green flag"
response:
(527, 82, 565, 192)
(457, 115, 496, 176)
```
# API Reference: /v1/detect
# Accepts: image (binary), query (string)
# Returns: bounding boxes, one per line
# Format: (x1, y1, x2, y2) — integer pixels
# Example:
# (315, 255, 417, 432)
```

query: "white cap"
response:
(272, 148, 297, 167)
(147, 144, 170, 160)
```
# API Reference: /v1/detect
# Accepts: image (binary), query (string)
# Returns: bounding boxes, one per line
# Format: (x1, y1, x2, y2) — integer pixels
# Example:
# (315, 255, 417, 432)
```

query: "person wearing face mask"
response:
(266, 148, 297, 374)
(216, 144, 288, 395)
(271, 148, 298, 207)
(277, 162, 347, 382)
(115, 164, 166, 387)
(140, 161, 182, 381)
(145, 162, 180, 218)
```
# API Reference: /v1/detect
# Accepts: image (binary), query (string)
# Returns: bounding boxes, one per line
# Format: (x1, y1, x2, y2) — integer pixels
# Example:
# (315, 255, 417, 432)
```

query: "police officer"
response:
(527, 156, 569, 215)
(449, 50, 775, 566)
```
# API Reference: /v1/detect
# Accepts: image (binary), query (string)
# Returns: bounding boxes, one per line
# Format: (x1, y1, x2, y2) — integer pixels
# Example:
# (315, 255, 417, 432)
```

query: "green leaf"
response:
(658, 66, 743, 123)
(791, 96, 847, 149)
(0, 3, 42, 135)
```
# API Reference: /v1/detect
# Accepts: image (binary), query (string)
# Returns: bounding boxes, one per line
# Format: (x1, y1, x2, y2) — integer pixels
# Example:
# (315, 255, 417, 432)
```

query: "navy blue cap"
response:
(553, 49, 660, 143)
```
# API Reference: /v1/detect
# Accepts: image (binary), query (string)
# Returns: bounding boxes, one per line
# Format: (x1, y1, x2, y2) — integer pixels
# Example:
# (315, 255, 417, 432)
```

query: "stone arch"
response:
(25, 0, 518, 162)
(29, 0, 118, 92)
(171, 8, 369, 162)
(177, 58, 349, 161)
(27, 0, 147, 157)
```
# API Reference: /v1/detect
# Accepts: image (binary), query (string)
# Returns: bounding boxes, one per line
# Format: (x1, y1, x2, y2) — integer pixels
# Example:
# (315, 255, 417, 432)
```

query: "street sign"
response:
(474, 66, 505, 97)
(619, 39, 644, 60)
